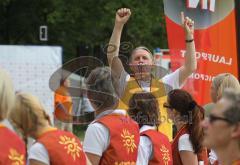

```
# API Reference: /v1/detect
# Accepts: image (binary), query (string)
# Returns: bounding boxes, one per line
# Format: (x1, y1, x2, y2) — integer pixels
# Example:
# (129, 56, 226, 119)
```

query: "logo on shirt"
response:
(8, 148, 24, 165)
(160, 145, 171, 165)
(59, 135, 82, 161)
(121, 129, 137, 154)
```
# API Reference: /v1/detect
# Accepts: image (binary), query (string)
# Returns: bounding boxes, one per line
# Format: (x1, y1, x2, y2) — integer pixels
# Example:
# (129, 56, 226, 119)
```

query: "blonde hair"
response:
(9, 93, 51, 141)
(212, 73, 240, 101)
(0, 69, 15, 121)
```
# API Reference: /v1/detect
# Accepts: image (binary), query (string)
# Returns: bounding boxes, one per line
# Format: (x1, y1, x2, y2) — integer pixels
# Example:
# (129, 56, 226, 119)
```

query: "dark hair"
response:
(168, 89, 204, 154)
(128, 92, 160, 128)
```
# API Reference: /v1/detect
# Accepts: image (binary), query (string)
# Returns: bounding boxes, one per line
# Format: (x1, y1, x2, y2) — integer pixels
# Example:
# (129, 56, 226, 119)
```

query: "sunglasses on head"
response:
(208, 114, 233, 124)
(163, 102, 173, 109)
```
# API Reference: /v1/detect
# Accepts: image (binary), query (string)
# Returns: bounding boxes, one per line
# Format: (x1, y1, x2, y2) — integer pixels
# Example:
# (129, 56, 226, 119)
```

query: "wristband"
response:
(185, 39, 194, 43)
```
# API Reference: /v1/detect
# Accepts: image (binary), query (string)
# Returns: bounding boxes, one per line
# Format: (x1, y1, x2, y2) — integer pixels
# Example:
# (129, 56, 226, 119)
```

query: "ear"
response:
(231, 123, 240, 139)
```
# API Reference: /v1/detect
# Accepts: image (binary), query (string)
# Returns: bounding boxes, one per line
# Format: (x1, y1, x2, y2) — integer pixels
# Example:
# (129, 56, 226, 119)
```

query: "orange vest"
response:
(141, 129, 173, 165)
(54, 86, 73, 122)
(172, 126, 208, 165)
(96, 114, 140, 165)
(37, 129, 86, 165)
(0, 124, 26, 165)
(117, 77, 173, 140)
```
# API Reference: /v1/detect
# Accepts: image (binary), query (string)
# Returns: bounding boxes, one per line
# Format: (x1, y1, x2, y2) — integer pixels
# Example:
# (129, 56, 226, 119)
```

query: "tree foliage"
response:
(0, 0, 167, 62)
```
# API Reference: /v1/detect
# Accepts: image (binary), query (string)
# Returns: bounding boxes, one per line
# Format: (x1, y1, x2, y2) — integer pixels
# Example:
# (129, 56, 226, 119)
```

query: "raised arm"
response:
(179, 12, 197, 86)
(107, 8, 131, 78)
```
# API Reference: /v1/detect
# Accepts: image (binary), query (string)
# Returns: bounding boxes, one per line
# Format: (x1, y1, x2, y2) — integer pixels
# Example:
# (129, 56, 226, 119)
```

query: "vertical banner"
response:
(163, 0, 239, 105)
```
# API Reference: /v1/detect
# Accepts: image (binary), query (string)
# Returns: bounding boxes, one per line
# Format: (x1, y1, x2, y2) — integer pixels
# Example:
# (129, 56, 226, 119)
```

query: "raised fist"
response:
(181, 12, 194, 40)
(115, 8, 131, 25)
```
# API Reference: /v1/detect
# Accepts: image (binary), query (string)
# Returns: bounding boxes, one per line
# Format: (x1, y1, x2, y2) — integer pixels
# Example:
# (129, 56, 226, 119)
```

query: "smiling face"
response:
(201, 98, 233, 150)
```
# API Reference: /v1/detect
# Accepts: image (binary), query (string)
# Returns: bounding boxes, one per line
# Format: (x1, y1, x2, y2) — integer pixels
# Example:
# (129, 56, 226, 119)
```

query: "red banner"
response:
(164, 0, 239, 105)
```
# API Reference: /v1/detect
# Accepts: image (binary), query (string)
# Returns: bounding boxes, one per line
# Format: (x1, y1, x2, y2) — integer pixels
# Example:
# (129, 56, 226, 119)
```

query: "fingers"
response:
(185, 17, 194, 27)
(181, 12, 194, 28)
(117, 8, 131, 17)
(181, 12, 185, 25)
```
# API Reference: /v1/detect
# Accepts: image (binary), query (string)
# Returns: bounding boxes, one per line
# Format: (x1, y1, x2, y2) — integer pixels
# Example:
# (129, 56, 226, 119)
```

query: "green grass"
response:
(73, 124, 88, 141)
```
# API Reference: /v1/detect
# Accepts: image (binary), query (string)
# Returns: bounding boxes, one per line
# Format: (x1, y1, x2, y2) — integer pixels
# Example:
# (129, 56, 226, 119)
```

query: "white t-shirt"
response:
(28, 142, 50, 165)
(118, 69, 181, 97)
(136, 125, 155, 165)
(83, 109, 127, 156)
(1, 119, 15, 132)
(178, 134, 194, 152)
(209, 150, 218, 165)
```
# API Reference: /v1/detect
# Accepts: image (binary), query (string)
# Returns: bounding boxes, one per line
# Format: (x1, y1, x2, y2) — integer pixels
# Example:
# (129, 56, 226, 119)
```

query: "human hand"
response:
(181, 12, 194, 40)
(115, 8, 131, 26)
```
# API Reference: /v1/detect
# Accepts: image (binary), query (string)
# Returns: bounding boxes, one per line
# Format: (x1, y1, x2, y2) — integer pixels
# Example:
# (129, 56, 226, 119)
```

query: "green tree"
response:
(0, 0, 167, 62)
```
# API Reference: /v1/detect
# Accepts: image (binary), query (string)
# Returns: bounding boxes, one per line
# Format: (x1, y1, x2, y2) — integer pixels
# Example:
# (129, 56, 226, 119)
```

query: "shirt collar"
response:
(140, 125, 156, 133)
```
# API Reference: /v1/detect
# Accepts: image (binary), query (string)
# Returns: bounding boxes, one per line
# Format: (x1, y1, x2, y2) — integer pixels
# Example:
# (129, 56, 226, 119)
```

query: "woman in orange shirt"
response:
(164, 89, 207, 165)
(10, 92, 90, 165)
(0, 69, 26, 165)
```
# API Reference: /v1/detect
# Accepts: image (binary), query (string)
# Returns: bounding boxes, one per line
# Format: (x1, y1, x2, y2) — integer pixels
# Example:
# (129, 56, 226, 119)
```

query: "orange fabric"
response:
(96, 114, 140, 165)
(0, 125, 26, 165)
(172, 126, 208, 165)
(54, 86, 73, 121)
(165, 10, 238, 105)
(37, 129, 86, 165)
(141, 129, 173, 165)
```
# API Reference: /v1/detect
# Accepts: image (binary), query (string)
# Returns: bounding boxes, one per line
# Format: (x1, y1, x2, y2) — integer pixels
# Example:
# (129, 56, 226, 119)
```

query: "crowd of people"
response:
(0, 8, 240, 165)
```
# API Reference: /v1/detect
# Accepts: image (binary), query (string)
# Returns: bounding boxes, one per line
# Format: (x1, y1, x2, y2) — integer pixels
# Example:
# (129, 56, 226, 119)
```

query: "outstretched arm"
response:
(179, 12, 197, 86)
(107, 8, 131, 78)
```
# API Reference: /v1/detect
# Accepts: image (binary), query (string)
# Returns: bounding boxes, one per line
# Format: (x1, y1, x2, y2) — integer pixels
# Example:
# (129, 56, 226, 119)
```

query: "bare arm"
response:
(86, 152, 101, 165)
(180, 151, 198, 165)
(107, 8, 131, 78)
(179, 12, 197, 86)
(29, 159, 48, 165)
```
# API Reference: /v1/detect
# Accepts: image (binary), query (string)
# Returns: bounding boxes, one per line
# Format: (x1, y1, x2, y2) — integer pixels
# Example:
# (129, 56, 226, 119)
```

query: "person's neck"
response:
(95, 107, 113, 116)
(134, 73, 151, 82)
(33, 124, 55, 139)
(215, 142, 240, 165)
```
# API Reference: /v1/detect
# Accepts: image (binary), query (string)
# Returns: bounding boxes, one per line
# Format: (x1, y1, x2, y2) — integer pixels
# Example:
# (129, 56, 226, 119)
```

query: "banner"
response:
(163, 0, 239, 105)
(0, 45, 62, 122)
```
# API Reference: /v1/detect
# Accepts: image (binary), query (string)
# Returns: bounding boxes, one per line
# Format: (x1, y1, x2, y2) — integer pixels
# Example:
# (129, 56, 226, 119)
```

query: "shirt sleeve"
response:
(162, 69, 181, 90)
(136, 136, 152, 165)
(28, 142, 50, 165)
(178, 134, 194, 152)
(83, 122, 109, 156)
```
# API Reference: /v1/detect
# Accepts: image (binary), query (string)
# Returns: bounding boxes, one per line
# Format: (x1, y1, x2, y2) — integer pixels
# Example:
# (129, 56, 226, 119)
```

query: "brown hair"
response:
(128, 92, 160, 128)
(168, 89, 204, 154)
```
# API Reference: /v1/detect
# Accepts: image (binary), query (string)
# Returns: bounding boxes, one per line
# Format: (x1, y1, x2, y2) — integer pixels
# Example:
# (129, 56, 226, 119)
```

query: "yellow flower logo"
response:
(59, 135, 82, 161)
(160, 145, 170, 165)
(8, 148, 24, 165)
(121, 129, 137, 154)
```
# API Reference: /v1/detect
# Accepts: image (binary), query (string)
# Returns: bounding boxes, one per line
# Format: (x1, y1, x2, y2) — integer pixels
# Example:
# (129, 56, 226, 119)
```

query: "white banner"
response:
(0, 45, 62, 122)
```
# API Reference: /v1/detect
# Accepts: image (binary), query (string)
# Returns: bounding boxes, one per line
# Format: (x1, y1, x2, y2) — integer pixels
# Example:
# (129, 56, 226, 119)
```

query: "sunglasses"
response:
(208, 114, 233, 124)
(163, 102, 173, 109)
